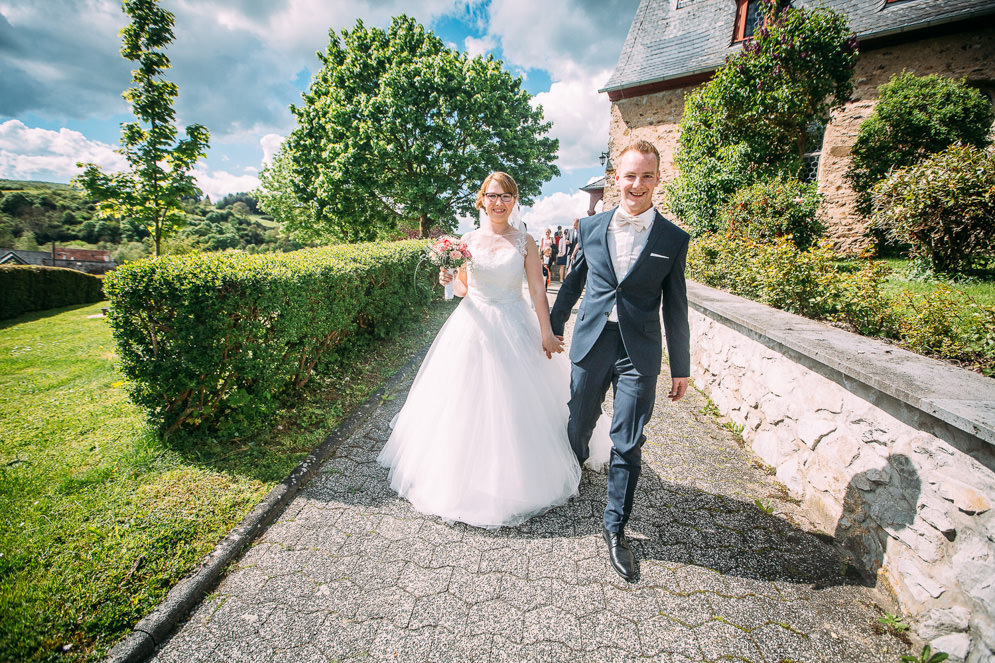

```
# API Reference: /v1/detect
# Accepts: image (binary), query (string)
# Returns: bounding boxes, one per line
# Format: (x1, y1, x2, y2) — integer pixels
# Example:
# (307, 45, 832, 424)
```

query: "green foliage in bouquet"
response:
(104, 240, 433, 437)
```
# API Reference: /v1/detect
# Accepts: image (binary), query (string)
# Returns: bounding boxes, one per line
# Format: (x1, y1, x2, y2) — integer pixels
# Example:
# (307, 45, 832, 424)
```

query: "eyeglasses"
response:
(484, 193, 516, 203)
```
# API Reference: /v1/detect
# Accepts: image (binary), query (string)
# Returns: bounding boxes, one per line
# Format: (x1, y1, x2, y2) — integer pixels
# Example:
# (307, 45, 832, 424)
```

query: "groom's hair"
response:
(618, 140, 661, 171)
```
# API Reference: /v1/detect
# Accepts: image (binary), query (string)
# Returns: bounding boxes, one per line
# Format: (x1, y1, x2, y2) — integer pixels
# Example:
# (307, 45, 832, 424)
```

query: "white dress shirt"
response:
(607, 206, 655, 322)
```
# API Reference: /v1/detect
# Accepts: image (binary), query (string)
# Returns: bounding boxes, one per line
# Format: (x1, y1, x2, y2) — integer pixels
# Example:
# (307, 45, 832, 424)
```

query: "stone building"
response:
(0, 245, 116, 274)
(600, 0, 995, 253)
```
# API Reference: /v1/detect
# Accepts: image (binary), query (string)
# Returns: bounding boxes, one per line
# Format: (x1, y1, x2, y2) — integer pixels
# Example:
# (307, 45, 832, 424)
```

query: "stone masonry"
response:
(687, 282, 995, 662)
(603, 26, 995, 254)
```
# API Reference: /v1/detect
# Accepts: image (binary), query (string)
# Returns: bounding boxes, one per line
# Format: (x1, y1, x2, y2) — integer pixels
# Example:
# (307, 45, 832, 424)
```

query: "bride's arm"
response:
(524, 238, 563, 358)
(439, 265, 469, 297)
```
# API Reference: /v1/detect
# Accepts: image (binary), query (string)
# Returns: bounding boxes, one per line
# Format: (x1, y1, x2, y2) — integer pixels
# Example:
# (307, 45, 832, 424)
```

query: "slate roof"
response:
(602, 0, 995, 94)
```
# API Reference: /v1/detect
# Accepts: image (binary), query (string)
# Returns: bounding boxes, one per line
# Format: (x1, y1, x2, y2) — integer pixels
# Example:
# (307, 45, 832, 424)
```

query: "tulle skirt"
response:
(377, 292, 610, 529)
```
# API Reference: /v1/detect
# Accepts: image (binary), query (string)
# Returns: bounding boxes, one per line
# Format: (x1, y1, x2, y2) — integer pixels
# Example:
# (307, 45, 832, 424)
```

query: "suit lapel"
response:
(596, 208, 618, 284)
(620, 209, 666, 284)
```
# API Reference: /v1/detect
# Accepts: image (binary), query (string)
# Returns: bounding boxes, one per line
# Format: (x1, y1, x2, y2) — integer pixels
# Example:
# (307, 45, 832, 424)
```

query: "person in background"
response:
(556, 229, 569, 282)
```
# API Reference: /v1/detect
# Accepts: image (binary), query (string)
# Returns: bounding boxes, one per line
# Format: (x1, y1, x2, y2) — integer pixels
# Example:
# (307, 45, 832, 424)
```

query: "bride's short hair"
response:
(475, 172, 519, 209)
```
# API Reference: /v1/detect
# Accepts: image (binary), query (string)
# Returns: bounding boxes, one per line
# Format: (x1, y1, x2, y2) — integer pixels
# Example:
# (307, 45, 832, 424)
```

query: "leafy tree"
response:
(846, 72, 994, 216)
(668, 1, 857, 235)
(254, 141, 317, 241)
(74, 0, 209, 256)
(286, 15, 558, 240)
(216, 191, 258, 213)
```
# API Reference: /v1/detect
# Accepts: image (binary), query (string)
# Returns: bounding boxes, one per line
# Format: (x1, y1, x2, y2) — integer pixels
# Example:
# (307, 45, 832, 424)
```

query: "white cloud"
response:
(0, 119, 257, 201)
(484, 0, 633, 81)
(260, 133, 284, 166)
(521, 191, 589, 233)
(0, 119, 125, 181)
(176, 0, 472, 64)
(532, 70, 612, 172)
(464, 34, 496, 58)
(191, 165, 260, 202)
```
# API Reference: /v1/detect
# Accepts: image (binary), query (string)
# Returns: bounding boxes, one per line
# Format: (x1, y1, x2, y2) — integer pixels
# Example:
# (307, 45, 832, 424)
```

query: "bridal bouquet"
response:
(426, 236, 472, 299)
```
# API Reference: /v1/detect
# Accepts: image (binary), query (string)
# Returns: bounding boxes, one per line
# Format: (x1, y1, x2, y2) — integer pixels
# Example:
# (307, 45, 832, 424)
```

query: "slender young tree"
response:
(75, 0, 209, 257)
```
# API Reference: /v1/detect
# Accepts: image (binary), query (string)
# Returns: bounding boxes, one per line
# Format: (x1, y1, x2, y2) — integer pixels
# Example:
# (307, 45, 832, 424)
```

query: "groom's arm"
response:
(550, 231, 587, 336)
(661, 235, 691, 379)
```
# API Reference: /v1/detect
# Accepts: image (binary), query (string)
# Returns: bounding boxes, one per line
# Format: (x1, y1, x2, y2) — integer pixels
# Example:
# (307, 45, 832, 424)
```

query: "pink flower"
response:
(449, 250, 462, 261)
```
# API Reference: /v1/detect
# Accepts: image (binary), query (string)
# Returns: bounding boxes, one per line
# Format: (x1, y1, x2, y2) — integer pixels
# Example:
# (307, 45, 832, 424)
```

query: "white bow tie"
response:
(615, 211, 652, 232)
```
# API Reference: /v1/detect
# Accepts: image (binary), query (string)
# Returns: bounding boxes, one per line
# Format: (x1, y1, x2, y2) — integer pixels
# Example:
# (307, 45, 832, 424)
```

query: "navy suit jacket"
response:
(550, 207, 690, 378)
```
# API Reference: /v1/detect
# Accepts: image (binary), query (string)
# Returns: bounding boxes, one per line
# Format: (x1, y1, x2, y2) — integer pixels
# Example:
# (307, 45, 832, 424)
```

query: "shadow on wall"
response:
(834, 453, 922, 585)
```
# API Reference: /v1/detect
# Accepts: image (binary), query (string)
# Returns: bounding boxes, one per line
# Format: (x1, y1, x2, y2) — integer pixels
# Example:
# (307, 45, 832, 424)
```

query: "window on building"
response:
(733, 0, 762, 42)
(800, 119, 826, 183)
(734, 0, 790, 43)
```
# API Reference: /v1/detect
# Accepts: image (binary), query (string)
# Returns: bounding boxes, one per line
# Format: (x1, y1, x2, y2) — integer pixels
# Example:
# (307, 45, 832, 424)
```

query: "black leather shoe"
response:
(603, 527, 636, 581)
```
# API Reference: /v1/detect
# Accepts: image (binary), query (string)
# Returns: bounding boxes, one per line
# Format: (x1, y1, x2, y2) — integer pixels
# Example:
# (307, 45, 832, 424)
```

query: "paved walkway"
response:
(149, 290, 906, 663)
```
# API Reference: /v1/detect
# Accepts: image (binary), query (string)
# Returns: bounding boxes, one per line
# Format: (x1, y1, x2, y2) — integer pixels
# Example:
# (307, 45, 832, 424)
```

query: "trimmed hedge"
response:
(0, 265, 104, 320)
(104, 241, 433, 437)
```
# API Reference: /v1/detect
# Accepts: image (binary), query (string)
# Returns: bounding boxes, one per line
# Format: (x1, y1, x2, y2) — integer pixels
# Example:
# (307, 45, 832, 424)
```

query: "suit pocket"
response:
(649, 253, 670, 259)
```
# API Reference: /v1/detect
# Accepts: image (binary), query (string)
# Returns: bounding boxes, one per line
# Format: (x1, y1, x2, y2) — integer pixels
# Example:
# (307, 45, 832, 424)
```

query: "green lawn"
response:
(0, 298, 456, 662)
(878, 258, 995, 308)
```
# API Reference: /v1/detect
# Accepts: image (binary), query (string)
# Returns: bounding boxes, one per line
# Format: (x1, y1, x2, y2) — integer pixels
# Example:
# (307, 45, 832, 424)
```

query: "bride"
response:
(377, 171, 609, 529)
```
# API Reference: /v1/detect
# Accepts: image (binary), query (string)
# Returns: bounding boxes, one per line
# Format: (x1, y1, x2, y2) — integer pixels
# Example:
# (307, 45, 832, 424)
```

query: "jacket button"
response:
(616, 286, 622, 292)
(604, 311, 609, 316)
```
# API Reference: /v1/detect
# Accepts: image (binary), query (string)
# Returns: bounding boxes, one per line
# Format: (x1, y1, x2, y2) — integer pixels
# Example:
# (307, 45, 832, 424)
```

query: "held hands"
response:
(542, 332, 564, 359)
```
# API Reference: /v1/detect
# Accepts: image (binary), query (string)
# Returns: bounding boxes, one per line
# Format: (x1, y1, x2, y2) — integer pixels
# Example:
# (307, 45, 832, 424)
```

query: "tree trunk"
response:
(419, 213, 430, 238)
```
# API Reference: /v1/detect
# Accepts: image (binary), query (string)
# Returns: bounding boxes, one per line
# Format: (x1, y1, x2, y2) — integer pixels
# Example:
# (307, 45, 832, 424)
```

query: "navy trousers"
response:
(567, 322, 658, 533)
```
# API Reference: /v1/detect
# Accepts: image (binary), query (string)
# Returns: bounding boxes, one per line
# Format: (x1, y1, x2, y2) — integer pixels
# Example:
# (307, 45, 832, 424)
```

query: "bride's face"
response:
(484, 181, 516, 223)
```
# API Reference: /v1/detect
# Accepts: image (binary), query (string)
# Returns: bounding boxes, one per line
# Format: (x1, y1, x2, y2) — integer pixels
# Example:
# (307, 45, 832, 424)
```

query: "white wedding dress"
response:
(377, 228, 610, 529)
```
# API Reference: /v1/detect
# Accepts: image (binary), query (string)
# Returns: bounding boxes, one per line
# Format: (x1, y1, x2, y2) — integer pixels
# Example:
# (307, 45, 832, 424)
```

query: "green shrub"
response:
(104, 240, 433, 438)
(896, 287, 995, 375)
(687, 234, 994, 373)
(0, 265, 104, 320)
(871, 144, 995, 276)
(668, 3, 856, 235)
(847, 72, 994, 217)
(720, 177, 825, 250)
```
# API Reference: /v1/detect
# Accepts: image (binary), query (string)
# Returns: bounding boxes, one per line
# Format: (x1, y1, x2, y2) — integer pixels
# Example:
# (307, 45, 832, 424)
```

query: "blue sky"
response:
(0, 0, 636, 231)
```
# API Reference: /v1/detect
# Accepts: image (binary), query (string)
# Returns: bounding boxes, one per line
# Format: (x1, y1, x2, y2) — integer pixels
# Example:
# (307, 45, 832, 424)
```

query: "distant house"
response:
(0, 250, 49, 266)
(0, 246, 116, 274)
(600, 0, 995, 252)
(580, 176, 607, 216)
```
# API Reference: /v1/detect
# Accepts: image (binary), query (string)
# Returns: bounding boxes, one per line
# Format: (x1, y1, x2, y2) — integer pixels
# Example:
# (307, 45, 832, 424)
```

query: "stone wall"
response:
(686, 281, 995, 663)
(818, 26, 995, 253)
(604, 25, 995, 253)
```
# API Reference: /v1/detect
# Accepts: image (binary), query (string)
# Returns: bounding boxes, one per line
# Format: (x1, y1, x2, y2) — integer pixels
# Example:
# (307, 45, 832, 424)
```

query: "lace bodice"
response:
(464, 228, 530, 303)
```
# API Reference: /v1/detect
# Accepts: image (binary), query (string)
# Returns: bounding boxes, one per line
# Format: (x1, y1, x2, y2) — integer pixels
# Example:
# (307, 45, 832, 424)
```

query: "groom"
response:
(551, 140, 690, 582)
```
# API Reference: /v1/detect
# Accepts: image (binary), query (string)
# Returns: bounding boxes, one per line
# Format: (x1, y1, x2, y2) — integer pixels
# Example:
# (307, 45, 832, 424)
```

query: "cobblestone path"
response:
(150, 307, 906, 663)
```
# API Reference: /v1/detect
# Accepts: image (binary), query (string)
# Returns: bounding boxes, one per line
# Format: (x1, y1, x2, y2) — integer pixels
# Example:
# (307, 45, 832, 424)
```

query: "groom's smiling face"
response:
(615, 151, 660, 216)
